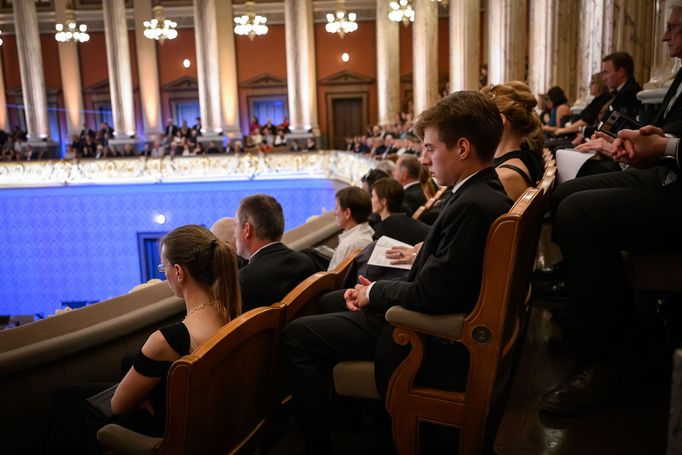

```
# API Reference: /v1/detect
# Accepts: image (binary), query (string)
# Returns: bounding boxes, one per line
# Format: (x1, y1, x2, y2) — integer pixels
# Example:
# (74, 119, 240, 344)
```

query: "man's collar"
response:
(248, 241, 282, 260)
(403, 181, 420, 190)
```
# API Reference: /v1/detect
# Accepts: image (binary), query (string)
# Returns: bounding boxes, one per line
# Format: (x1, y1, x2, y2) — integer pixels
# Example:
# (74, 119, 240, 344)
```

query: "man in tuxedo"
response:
(393, 155, 427, 216)
(541, 2, 682, 416)
(282, 91, 511, 453)
(164, 118, 178, 140)
(235, 194, 316, 311)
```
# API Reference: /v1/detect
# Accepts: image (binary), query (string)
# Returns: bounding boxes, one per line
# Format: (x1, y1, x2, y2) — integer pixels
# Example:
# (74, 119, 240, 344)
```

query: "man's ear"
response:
(243, 222, 253, 240)
(457, 137, 472, 160)
(343, 208, 352, 220)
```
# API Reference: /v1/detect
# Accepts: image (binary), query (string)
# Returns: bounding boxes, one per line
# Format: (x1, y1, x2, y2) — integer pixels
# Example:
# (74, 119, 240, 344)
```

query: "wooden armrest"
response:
(97, 423, 162, 455)
(385, 306, 465, 340)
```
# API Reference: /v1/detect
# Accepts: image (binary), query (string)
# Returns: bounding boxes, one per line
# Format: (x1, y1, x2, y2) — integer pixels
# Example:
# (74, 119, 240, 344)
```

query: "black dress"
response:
(47, 322, 190, 454)
(493, 148, 543, 187)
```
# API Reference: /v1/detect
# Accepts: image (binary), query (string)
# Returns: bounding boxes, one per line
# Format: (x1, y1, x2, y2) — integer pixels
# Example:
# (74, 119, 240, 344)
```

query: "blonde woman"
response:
(482, 81, 544, 201)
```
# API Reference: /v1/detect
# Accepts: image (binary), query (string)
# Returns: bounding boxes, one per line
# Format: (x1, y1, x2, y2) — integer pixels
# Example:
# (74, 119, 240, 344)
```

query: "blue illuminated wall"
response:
(0, 179, 341, 316)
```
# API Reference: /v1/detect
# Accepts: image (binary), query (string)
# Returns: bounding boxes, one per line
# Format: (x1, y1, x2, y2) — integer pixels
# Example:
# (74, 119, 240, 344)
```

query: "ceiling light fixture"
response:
(55, 2, 90, 43)
(234, 0, 268, 40)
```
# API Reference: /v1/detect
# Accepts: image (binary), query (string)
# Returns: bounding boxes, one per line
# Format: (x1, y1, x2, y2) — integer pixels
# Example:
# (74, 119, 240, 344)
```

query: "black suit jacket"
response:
(370, 167, 512, 395)
(372, 213, 430, 246)
(607, 78, 643, 120)
(653, 69, 682, 136)
(369, 167, 512, 316)
(239, 242, 316, 311)
(402, 183, 427, 217)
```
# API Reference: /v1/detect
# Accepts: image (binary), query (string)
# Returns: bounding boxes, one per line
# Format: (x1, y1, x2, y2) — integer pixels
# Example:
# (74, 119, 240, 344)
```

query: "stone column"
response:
(0, 51, 9, 132)
(552, 1, 581, 101)
(194, 0, 223, 135)
(575, 0, 612, 105)
(487, 0, 527, 84)
(528, 0, 580, 100)
(13, 0, 50, 140)
(376, 0, 400, 125)
(103, 0, 136, 137)
(412, 0, 438, 115)
(133, 0, 163, 139)
(55, 0, 84, 136)
(449, 0, 479, 91)
(284, 0, 319, 136)
(528, 0, 556, 96)
(609, 0, 655, 87)
(216, 0, 242, 138)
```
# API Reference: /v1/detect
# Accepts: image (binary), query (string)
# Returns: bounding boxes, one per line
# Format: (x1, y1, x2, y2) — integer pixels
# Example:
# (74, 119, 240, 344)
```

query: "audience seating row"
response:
(96, 250, 361, 454)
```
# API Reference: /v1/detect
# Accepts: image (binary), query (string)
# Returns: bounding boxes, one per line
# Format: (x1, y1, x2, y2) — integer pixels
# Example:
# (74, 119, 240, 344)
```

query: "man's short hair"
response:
(361, 168, 390, 189)
(237, 194, 285, 242)
(336, 186, 372, 224)
(397, 155, 422, 180)
(371, 178, 405, 213)
(414, 91, 503, 163)
(210, 217, 237, 245)
(602, 52, 635, 79)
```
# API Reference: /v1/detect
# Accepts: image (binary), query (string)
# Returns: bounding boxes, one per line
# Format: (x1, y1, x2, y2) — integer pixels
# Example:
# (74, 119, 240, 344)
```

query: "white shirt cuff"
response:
(366, 281, 376, 304)
(665, 137, 679, 159)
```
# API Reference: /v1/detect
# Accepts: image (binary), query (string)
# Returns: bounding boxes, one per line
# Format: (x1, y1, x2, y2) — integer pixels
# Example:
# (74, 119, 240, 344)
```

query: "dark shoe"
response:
(534, 280, 569, 301)
(546, 336, 579, 356)
(540, 361, 624, 416)
(533, 260, 565, 280)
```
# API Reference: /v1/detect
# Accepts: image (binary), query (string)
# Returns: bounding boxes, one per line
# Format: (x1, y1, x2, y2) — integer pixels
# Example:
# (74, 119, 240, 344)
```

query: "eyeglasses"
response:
(666, 23, 682, 34)
(157, 263, 172, 274)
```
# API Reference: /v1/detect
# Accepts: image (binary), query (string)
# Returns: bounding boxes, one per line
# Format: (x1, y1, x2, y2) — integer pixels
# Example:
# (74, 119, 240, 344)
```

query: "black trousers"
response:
(282, 310, 395, 452)
(282, 308, 468, 453)
(551, 166, 682, 357)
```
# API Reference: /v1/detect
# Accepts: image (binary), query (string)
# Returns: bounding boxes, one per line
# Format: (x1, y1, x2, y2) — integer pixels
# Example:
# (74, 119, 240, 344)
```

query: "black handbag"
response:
(85, 383, 118, 424)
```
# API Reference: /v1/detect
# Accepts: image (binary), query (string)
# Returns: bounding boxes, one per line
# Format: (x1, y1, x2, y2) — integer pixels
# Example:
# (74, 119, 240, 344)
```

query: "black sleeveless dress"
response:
(493, 148, 543, 187)
(130, 322, 191, 436)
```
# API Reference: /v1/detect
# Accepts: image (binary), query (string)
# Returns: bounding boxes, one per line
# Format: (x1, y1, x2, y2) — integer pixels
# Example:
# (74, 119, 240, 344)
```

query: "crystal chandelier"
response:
(55, 2, 89, 43)
(325, 0, 358, 38)
(143, 2, 178, 43)
(234, 1, 269, 41)
(388, 0, 415, 27)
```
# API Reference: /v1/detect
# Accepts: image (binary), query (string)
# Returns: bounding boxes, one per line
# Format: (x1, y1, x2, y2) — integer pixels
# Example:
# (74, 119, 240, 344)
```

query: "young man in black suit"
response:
(282, 91, 512, 454)
(235, 194, 316, 311)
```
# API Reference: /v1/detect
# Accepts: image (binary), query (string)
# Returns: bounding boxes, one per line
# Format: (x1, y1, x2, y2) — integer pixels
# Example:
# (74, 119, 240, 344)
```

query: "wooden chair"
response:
(334, 187, 547, 454)
(97, 306, 282, 455)
(273, 247, 362, 323)
(412, 186, 449, 220)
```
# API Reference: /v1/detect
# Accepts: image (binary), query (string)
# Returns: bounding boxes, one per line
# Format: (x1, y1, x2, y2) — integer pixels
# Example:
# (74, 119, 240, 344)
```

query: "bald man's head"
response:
(210, 217, 237, 246)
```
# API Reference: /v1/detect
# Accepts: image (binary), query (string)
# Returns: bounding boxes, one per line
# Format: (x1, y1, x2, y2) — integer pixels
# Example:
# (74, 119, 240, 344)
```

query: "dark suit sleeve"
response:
(368, 202, 494, 315)
(239, 271, 256, 312)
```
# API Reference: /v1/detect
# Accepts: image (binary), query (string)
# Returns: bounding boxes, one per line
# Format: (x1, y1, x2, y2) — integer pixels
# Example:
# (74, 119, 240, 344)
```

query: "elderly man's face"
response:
(664, 7, 682, 59)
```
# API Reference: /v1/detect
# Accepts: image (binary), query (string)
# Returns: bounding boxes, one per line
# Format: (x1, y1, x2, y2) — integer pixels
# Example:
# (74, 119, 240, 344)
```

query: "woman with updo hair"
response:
(49, 225, 241, 453)
(111, 225, 241, 426)
(481, 81, 544, 200)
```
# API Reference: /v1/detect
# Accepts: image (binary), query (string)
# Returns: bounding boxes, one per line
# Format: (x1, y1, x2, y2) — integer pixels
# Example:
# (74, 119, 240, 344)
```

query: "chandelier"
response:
(325, 0, 358, 38)
(55, 2, 89, 43)
(388, 0, 415, 27)
(234, 1, 268, 41)
(143, 2, 178, 43)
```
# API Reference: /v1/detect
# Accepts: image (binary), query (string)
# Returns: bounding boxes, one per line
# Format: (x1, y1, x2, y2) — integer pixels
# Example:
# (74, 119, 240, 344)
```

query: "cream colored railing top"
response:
(0, 151, 374, 188)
